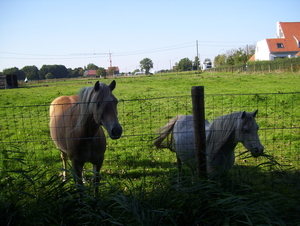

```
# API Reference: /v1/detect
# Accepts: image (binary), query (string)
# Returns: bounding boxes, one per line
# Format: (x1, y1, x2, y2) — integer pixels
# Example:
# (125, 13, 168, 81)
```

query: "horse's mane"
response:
(74, 83, 112, 130)
(206, 111, 253, 153)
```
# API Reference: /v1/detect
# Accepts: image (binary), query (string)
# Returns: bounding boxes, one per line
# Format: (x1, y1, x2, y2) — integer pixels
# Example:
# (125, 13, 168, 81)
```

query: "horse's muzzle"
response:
(251, 146, 264, 157)
(110, 126, 123, 139)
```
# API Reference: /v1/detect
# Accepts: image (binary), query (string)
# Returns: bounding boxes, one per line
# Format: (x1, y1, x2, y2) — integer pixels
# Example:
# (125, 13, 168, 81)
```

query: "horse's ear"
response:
(94, 81, 100, 92)
(252, 110, 258, 117)
(109, 80, 116, 91)
(241, 111, 246, 119)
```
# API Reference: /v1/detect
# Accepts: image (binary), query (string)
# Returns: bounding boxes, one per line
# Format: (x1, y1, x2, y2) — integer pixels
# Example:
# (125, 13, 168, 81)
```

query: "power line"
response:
(0, 42, 196, 60)
(0, 41, 256, 60)
(70, 52, 107, 55)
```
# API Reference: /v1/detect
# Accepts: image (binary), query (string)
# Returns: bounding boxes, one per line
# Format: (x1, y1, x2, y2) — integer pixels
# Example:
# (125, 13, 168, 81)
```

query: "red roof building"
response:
(255, 22, 300, 61)
(106, 67, 120, 75)
(84, 70, 97, 77)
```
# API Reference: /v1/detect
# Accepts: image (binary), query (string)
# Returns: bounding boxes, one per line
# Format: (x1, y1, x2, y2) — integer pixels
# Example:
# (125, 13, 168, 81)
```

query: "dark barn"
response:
(5, 74, 18, 89)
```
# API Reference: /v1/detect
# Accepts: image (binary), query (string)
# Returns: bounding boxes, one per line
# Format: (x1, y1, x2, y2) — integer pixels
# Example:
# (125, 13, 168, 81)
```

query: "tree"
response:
(176, 58, 192, 71)
(96, 67, 107, 77)
(84, 63, 99, 70)
(132, 69, 140, 75)
(140, 58, 153, 74)
(39, 65, 68, 79)
(213, 44, 256, 67)
(22, 66, 39, 80)
(229, 48, 248, 65)
(193, 56, 200, 70)
(226, 55, 235, 65)
(69, 68, 84, 78)
(3, 67, 26, 80)
(214, 54, 227, 67)
(39, 65, 50, 79)
(45, 72, 54, 79)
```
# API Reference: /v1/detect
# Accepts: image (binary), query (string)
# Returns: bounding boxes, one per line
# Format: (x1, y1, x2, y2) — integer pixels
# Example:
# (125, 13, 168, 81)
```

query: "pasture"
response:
(1, 71, 300, 225)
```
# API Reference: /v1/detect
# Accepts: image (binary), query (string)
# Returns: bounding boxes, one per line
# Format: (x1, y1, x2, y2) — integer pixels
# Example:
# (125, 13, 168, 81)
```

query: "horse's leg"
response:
(176, 154, 182, 184)
(71, 159, 84, 188)
(92, 128, 106, 195)
(93, 161, 103, 195)
(60, 151, 68, 181)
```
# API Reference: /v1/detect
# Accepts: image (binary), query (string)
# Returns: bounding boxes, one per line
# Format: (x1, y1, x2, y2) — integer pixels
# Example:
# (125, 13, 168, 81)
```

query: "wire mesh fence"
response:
(1, 92, 299, 181)
(209, 57, 300, 73)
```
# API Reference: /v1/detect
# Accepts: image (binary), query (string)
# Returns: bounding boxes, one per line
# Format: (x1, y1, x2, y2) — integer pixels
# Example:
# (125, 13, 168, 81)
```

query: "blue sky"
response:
(0, 0, 299, 73)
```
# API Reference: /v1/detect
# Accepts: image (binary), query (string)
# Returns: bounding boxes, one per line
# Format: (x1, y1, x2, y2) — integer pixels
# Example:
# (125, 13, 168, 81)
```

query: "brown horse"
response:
(49, 80, 122, 192)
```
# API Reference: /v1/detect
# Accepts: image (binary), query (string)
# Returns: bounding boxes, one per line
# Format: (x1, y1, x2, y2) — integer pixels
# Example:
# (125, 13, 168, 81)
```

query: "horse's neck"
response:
(209, 130, 238, 156)
(208, 131, 238, 169)
(219, 139, 238, 154)
(71, 104, 100, 137)
(221, 129, 238, 149)
(84, 117, 100, 137)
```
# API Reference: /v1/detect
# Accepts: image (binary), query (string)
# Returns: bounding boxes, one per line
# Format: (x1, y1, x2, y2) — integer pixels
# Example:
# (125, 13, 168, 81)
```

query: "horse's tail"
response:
(154, 115, 183, 151)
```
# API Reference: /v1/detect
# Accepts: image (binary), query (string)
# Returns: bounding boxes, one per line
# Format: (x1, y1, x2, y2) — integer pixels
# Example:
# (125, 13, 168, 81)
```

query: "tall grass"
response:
(1, 163, 300, 225)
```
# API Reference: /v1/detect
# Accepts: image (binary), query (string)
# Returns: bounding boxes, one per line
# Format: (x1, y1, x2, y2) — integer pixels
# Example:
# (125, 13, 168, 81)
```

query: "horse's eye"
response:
(242, 127, 248, 133)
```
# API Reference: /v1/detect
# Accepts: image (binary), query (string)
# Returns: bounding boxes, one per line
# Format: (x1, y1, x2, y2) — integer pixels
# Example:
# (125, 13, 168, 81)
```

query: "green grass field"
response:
(1, 71, 300, 225)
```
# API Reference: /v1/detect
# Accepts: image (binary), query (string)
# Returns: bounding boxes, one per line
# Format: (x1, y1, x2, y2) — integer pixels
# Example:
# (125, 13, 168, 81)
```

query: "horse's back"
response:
(50, 95, 78, 117)
(50, 95, 79, 152)
(173, 115, 210, 169)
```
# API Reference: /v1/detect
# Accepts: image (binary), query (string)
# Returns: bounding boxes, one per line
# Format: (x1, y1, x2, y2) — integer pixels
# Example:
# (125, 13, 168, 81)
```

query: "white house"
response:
(254, 22, 300, 61)
(202, 61, 212, 70)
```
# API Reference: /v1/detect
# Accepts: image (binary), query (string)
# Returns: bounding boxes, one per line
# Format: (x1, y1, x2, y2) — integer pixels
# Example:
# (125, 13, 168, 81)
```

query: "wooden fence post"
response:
(191, 86, 207, 178)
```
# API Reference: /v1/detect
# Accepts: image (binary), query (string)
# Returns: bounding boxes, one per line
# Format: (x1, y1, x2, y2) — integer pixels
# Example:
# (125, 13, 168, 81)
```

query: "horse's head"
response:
(91, 80, 123, 139)
(237, 110, 264, 157)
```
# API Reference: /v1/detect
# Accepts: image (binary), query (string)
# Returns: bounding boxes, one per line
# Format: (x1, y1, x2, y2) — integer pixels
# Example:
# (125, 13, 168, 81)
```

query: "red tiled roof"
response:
(248, 54, 255, 62)
(86, 70, 96, 75)
(106, 67, 119, 72)
(107, 67, 119, 71)
(267, 22, 300, 53)
(280, 22, 300, 40)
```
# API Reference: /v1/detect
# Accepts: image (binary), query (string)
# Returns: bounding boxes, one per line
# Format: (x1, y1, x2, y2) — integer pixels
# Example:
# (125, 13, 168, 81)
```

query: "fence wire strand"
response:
(0, 92, 299, 178)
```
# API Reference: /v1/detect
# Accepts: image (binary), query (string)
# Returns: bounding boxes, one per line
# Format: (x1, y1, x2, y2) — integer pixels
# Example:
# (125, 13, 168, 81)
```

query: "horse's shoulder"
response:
(69, 95, 79, 103)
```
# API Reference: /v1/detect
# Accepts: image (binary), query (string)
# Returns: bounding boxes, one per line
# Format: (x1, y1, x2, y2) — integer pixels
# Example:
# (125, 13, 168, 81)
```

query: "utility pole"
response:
(108, 51, 113, 67)
(196, 40, 200, 72)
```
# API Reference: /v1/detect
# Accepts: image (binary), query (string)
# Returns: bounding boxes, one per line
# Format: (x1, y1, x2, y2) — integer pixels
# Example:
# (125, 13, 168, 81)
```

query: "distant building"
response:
(0, 74, 19, 89)
(84, 70, 97, 77)
(254, 22, 300, 61)
(0, 75, 5, 89)
(135, 71, 145, 75)
(202, 61, 212, 70)
(84, 67, 120, 77)
(106, 67, 120, 75)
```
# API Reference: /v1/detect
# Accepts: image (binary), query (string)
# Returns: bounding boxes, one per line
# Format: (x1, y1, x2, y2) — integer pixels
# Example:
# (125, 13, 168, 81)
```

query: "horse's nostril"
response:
(251, 147, 264, 157)
(111, 126, 122, 139)
(258, 147, 264, 153)
(254, 147, 264, 153)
